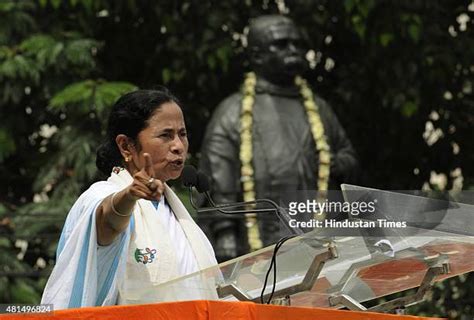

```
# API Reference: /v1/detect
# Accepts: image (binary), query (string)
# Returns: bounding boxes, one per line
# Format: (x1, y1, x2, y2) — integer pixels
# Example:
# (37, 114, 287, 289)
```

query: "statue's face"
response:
(255, 22, 307, 83)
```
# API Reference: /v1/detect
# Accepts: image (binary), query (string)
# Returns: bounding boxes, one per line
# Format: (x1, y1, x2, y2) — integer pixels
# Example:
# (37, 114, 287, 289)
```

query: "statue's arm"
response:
(199, 96, 242, 204)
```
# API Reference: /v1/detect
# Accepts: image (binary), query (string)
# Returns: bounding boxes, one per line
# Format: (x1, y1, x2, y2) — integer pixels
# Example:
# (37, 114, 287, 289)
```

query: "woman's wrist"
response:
(123, 187, 139, 202)
(108, 188, 137, 219)
(110, 192, 132, 217)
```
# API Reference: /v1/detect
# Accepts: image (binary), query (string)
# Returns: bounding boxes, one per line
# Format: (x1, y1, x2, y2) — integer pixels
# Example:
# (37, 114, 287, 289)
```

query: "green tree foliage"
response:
(0, 0, 472, 317)
(0, 0, 135, 303)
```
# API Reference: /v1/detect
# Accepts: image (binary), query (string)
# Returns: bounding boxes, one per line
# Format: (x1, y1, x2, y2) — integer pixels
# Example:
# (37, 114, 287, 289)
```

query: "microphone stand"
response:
(187, 188, 303, 235)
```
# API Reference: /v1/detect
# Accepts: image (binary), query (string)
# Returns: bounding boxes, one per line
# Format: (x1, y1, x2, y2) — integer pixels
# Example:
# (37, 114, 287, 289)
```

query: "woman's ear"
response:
(116, 134, 133, 162)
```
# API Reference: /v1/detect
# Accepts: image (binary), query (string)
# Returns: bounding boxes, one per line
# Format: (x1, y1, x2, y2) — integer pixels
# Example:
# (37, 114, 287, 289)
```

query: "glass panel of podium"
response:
(135, 186, 474, 312)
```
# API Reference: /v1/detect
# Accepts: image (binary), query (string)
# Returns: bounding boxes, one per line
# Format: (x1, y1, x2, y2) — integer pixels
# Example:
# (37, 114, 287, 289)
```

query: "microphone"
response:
(182, 165, 274, 214)
(182, 165, 216, 207)
(182, 165, 198, 188)
(181, 165, 303, 235)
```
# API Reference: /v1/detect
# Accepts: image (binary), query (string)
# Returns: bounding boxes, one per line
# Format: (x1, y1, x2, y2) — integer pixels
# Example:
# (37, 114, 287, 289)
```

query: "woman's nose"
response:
(171, 136, 185, 154)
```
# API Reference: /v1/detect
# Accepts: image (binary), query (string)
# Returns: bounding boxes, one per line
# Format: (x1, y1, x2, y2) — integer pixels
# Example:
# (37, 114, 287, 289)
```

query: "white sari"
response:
(41, 169, 218, 309)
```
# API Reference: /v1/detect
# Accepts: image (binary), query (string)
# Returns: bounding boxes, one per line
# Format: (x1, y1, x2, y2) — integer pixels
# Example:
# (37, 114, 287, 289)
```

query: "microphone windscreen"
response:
(181, 165, 198, 187)
(196, 171, 211, 193)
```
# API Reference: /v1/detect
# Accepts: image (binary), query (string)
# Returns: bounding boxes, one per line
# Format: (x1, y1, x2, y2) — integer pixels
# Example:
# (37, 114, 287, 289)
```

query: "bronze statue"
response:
(200, 15, 358, 260)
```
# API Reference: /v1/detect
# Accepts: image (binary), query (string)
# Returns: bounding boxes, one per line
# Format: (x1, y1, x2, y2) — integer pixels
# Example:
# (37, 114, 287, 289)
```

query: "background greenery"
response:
(0, 0, 472, 318)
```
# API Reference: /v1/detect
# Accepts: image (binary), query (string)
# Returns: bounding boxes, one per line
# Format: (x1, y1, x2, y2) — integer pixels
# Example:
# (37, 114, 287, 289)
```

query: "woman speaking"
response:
(41, 89, 217, 309)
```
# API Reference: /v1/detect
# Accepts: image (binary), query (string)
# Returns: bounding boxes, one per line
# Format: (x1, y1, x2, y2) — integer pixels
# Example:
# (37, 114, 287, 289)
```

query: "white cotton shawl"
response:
(41, 169, 218, 309)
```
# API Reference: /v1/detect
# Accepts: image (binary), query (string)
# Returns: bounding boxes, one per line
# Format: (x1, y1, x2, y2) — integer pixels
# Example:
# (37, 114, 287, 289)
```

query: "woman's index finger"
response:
(143, 153, 155, 177)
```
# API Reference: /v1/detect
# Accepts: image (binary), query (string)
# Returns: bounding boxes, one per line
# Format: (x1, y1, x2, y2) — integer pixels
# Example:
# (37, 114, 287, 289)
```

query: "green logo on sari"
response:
(134, 247, 157, 264)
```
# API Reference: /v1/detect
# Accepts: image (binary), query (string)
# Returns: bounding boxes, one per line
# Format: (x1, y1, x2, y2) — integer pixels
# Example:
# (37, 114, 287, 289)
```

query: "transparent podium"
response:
(142, 186, 474, 314)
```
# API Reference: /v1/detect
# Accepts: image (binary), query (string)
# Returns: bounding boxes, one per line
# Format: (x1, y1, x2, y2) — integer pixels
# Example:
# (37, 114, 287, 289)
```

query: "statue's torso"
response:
(251, 92, 318, 199)
(209, 90, 321, 202)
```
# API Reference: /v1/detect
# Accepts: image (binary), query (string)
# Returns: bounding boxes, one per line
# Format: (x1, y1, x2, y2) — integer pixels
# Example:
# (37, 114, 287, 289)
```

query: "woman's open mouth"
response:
(169, 159, 184, 169)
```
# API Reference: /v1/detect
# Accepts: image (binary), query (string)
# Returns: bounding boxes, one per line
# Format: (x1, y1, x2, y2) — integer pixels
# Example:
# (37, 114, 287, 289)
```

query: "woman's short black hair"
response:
(96, 88, 181, 175)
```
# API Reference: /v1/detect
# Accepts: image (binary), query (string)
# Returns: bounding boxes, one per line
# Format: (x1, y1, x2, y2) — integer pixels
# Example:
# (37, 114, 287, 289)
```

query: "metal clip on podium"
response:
(216, 242, 339, 304)
(328, 254, 451, 314)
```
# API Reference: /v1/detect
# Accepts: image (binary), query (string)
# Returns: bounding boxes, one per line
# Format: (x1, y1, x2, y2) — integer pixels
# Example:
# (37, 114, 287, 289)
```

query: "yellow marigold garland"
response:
(240, 72, 257, 202)
(239, 72, 331, 251)
(239, 72, 262, 251)
(294, 75, 331, 197)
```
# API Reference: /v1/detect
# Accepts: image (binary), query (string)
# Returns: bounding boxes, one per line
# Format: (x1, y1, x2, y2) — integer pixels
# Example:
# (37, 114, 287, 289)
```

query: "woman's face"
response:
(129, 102, 188, 182)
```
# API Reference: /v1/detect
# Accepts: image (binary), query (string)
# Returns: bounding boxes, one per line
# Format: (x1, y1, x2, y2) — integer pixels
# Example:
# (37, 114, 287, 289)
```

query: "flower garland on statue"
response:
(239, 72, 331, 251)
(239, 72, 262, 251)
(294, 75, 331, 194)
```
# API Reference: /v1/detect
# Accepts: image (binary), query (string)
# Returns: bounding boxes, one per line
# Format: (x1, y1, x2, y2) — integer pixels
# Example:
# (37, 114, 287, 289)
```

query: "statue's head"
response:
(247, 15, 307, 85)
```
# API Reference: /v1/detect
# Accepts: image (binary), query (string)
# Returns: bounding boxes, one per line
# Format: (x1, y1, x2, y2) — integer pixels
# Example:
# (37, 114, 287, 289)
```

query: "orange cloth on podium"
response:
(0, 300, 446, 320)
